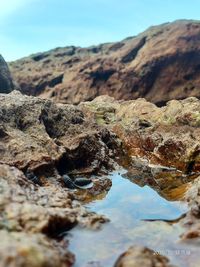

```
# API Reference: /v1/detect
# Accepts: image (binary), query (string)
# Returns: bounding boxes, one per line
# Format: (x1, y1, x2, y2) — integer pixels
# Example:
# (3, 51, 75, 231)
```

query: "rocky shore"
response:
(9, 20, 200, 105)
(1, 18, 200, 266)
(1, 90, 200, 266)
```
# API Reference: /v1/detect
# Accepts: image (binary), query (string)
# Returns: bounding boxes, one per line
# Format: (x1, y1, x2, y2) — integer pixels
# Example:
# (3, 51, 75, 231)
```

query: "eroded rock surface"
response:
(0, 90, 121, 175)
(1, 91, 200, 266)
(82, 95, 200, 173)
(0, 54, 14, 93)
(0, 91, 121, 267)
(9, 20, 200, 104)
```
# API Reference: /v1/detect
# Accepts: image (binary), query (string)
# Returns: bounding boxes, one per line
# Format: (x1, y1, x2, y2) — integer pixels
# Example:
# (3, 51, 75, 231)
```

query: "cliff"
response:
(9, 20, 200, 105)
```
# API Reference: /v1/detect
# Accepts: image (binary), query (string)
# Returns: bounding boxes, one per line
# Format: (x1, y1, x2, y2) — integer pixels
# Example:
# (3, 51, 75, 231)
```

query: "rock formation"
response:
(0, 55, 14, 93)
(0, 91, 119, 267)
(9, 20, 200, 105)
(1, 91, 200, 266)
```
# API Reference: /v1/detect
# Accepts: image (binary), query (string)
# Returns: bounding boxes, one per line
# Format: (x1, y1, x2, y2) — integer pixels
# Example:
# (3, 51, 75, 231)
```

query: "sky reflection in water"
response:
(68, 170, 199, 267)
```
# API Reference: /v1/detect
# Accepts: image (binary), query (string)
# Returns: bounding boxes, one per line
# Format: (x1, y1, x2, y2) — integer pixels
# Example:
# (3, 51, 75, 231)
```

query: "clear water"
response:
(67, 170, 200, 267)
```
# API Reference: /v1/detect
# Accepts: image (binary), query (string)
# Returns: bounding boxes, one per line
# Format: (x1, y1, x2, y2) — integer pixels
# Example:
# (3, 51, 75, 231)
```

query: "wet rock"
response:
(62, 175, 93, 190)
(74, 177, 92, 187)
(1, 90, 200, 265)
(74, 177, 112, 203)
(114, 246, 175, 267)
(0, 54, 14, 93)
(63, 174, 76, 189)
(181, 176, 200, 239)
(0, 163, 111, 266)
(0, 163, 109, 232)
(83, 95, 200, 172)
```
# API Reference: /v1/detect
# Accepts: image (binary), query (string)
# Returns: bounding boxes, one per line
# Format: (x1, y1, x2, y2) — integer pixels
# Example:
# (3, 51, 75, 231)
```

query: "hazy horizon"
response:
(1, 0, 200, 61)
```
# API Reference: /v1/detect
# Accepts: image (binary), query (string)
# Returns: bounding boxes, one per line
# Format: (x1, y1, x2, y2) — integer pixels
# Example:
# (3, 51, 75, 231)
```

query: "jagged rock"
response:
(0, 162, 109, 267)
(0, 92, 122, 267)
(0, 54, 14, 93)
(1, 91, 200, 266)
(9, 20, 200, 104)
(82, 96, 200, 172)
(114, 246, 175, 267)
(0, 90, 121, 174)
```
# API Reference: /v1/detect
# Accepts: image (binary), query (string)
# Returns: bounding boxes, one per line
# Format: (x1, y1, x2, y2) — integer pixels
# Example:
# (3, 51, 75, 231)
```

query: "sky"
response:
(0, 0, 200, 61)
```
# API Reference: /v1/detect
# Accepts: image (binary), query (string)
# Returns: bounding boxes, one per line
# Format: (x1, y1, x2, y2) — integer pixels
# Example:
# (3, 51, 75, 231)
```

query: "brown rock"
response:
(0, 90, 123, 267)
(9, 20, 200, 105)
(0, 90, 121, 175)
(181, 176, 200, 240)
(83, 95, 200, 172)
(0, 230, 74, 267)
(0, 162, 109, 266)
(114, 246, 175, 267)
(1, 91, 200, 266)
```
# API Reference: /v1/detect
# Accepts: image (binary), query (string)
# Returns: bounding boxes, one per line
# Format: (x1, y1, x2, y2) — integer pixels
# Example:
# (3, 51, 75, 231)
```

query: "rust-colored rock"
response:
(82, 95, 200, 172)
(9, 20, 200, 105)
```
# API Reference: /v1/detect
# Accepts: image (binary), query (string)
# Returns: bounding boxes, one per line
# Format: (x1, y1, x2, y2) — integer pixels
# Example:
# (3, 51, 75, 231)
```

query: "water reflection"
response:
(68, 170, 199, 267)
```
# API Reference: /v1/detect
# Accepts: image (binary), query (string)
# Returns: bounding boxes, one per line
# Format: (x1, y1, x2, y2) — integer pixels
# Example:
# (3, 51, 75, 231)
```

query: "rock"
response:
(0, 90, 121, 175)
(0, 54, 14, 93)
(0, 230, 74, 267)
(114, 246, 175, 267)
(0, 162, 110, 266)
(1, 91, 200, 265)
(9, 20, 200, 104)
(63, 174, 77, 189)
(74, 177, 112, 203)
(181, 176, 200, 239)
(74, 177, 92, 186)
(0, 92, 123, 266)
(83, 96, 200, 172)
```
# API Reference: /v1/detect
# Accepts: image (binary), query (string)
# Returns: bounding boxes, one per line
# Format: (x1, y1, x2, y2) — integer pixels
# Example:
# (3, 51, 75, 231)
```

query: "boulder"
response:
(0, 54, 14, 93)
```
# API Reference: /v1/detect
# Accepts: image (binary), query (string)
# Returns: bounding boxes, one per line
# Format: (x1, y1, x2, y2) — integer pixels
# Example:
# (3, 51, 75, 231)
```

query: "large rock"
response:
(0, 55, 14, 93)
(0, 90, 120, 174)
(0, 89, 119, 267)
(9, 20, 200, 104)
(82, 95, 200, 173)
(1, 91, 200, 266)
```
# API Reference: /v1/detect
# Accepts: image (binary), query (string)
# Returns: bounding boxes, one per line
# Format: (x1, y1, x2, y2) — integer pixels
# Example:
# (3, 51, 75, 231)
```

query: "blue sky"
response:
(1, 0, 200, 61)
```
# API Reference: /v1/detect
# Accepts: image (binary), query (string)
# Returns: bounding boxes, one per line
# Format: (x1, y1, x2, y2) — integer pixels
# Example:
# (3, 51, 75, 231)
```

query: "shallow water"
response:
(68, 170, 200, 267)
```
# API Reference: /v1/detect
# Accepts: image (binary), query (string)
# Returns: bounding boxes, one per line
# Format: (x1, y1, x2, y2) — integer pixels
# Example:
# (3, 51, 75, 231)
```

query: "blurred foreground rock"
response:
(114, 246, 175, 267)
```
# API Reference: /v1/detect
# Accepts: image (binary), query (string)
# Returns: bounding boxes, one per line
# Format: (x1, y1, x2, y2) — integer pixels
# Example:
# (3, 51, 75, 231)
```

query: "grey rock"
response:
(0, 55, 14, 94)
